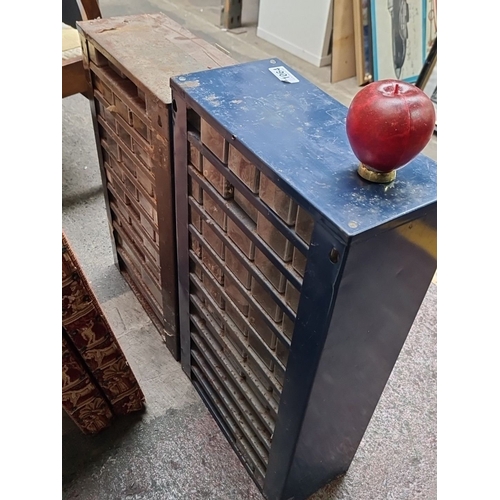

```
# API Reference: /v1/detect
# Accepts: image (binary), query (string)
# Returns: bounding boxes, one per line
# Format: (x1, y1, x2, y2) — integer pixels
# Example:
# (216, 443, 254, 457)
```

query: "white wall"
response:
(242, 0, 260, 25)
(257, 0, 332, 67)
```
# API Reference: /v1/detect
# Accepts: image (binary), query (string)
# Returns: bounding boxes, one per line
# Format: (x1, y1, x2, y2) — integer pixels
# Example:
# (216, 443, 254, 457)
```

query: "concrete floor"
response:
(62, 1, 437, 498)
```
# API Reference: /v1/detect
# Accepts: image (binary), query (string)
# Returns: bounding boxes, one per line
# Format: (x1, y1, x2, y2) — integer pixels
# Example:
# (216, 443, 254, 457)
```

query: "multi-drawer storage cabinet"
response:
(171, 60, 437, 499)
(77, 13, 235, 359)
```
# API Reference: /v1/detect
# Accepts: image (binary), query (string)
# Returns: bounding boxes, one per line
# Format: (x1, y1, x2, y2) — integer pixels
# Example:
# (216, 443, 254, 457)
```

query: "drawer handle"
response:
(106, 105, 117, 114)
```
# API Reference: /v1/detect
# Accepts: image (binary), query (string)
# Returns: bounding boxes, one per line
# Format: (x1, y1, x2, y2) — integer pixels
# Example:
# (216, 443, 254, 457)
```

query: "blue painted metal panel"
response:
(172, 58, 436, 241)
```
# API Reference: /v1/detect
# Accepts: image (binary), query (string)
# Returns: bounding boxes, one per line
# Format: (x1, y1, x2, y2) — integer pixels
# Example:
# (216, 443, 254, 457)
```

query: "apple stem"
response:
(394, 83, 400, 94)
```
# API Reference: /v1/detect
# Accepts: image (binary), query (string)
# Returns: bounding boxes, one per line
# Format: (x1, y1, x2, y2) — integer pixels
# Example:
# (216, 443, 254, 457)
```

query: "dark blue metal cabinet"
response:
(170, 59, 437, 500)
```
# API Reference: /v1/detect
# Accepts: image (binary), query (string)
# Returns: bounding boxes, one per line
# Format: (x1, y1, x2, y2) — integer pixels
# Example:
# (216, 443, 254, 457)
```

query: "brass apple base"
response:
(357, 163, 396, 183)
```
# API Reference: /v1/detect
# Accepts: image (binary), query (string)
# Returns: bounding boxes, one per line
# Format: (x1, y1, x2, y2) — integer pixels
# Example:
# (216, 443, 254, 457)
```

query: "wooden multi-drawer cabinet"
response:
(171, 60, 437, 499)
(77, 13, 235, 359)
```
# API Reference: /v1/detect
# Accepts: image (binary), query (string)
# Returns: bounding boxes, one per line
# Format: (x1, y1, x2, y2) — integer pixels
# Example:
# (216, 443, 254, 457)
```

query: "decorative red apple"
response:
(346, 79, 436, 183)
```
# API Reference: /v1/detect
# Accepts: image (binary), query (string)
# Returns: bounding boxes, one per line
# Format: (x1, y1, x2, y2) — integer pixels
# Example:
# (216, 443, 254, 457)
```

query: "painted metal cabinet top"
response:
(171, 59, 437, 239)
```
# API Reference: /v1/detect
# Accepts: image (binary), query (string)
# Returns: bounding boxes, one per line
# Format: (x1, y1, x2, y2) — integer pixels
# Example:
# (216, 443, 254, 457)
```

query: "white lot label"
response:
(268, 66, 299, 84)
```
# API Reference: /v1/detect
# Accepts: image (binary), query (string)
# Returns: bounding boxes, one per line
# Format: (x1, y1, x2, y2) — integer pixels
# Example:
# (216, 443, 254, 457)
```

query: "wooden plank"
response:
(62, 57, 88, 98)
(151, 129, 180, 356)
(331, 0, 356, 83)
(76, 13, 236, 106)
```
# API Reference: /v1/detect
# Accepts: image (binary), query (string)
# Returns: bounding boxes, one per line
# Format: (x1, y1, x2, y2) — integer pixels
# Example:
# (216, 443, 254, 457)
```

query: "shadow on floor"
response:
(63, 410, 146, 486)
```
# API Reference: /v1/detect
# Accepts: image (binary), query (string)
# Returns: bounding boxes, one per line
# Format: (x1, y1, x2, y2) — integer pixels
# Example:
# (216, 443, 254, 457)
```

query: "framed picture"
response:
(416, 37, 437, 132)
(426, 0, 437, 54)
(370, 0, 428, 82)
(353, 0, 374, 85)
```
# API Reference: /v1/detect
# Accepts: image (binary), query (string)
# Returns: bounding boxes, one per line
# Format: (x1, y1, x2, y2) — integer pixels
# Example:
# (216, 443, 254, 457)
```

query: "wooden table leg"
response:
(220, 0, 242, 29)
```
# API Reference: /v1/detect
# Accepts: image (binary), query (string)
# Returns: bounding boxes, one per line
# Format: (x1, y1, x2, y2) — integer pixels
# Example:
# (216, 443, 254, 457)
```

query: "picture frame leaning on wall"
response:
(370, 0, 428, 83)
(353, 0, 374, 85)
